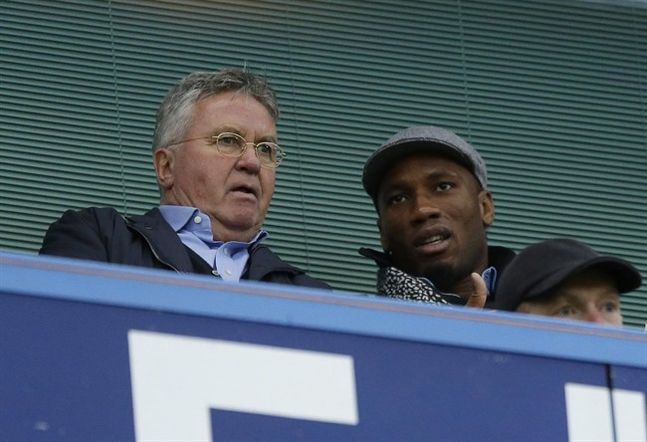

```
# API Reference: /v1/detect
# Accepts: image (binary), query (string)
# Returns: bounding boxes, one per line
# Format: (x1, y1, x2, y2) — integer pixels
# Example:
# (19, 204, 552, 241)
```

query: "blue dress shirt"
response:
(482, 266, 497, 297)
(158, 205, 267, 282)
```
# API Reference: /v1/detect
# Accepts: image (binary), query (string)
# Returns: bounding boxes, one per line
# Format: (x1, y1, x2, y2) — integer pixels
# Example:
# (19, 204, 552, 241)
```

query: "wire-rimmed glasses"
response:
(164, 132, 285, 168)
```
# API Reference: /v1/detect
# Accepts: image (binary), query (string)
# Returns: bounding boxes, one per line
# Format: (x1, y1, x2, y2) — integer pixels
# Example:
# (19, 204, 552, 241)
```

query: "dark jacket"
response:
(39, 207, 330, 289)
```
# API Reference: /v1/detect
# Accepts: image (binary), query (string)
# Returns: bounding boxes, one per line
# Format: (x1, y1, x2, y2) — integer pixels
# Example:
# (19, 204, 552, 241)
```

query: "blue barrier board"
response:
(1, 252, 646, 441)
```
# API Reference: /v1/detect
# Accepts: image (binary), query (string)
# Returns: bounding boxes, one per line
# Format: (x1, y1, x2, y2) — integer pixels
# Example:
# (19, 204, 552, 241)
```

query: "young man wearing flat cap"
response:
(360, 125, 516, 307)
(495, 238, 642, 326)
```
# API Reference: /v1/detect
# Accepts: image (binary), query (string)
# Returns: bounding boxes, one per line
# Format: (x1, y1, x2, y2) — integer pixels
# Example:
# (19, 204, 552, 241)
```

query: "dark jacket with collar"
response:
(39, 207, 330, 289)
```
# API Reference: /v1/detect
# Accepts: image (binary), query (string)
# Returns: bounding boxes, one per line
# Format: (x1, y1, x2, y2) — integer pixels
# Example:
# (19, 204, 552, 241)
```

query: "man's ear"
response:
(479, 190, 495, 227)
(154, 148, 175, 192)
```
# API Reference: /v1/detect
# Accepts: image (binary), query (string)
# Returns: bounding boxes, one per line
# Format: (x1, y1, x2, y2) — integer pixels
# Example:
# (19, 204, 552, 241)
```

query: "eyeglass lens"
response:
(215, 133, 282, 166)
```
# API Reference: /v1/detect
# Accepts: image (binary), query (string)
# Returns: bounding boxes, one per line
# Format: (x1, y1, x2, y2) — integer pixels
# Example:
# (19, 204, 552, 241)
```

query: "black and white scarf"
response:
(360, 247, 463, 305)
(377, 265, 449, 304)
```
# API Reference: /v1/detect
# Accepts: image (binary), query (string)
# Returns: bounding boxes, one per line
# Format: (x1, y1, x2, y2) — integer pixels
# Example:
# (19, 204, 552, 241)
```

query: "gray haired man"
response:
(41, 68, 329, 289)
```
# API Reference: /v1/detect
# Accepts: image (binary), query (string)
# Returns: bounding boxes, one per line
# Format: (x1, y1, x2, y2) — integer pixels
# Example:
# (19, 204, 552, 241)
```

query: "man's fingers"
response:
(465, 272, 487, 308)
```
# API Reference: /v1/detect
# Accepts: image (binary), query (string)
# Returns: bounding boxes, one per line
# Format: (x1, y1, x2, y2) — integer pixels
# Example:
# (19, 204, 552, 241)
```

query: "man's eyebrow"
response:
(210, 126, 277, 143)
(209, 125, 241, 135)
(379, 180, 409, 195)
(426, 169, 461, 180)
(547, 291, 594, 307)
(527, 291, 571, 306)
(257, 135, 278, 143)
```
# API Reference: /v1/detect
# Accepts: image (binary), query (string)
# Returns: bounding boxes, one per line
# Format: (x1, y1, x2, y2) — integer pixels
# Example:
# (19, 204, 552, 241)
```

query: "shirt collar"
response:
(158, 205, 200, 232)
(158, 205, 268, 247)
(482, 266, 498, 297)
(223, 230, 268, 249)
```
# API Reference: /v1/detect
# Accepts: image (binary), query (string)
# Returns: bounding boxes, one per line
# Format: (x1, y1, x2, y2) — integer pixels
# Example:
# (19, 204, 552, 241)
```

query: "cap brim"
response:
(526, 256, 642, 301)
(362, 141, 469, 201)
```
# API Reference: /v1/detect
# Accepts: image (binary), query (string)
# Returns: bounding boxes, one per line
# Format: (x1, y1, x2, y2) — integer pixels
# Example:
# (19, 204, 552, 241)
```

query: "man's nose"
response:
(236, 144, 262, 172)
(582, 306, 609, 325)
(411, 193, 441, 222)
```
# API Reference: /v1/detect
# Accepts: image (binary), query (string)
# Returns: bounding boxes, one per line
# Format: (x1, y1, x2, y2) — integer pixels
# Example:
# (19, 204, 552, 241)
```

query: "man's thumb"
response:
(465, 272, 487, 308)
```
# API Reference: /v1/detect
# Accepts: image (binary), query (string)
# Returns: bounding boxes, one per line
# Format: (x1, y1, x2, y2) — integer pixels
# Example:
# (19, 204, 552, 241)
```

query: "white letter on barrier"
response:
(613, 389, 647, 442)
(565, 382, 647, 442)
(565, 383, 614, 442)
(128, 330, 358, 442)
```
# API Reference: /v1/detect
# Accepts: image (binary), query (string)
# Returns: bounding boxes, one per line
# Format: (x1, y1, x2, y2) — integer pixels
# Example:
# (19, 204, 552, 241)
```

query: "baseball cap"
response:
(362, 125, 488, 203)
(495, 238, 642, 311)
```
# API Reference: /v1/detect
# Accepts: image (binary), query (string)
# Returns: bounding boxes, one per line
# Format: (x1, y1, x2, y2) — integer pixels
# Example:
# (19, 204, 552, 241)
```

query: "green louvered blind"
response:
(1, 0, 645, 327)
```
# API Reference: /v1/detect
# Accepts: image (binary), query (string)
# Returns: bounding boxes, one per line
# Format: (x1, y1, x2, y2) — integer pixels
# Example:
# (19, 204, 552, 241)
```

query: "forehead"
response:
(192, 92, 276, 129)
(184, 93, 277, 145)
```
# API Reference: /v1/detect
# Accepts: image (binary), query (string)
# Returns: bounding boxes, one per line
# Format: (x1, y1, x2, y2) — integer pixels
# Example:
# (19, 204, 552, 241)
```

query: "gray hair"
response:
(152, 68, 279, 151)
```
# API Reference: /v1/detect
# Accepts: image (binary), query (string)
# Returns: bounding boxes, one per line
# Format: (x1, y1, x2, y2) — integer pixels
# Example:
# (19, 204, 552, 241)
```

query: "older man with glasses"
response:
(40, 68, 329, 289)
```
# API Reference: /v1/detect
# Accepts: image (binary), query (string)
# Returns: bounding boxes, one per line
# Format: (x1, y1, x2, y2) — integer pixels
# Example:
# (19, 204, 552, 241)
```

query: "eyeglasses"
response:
(164, 132, 285, 168)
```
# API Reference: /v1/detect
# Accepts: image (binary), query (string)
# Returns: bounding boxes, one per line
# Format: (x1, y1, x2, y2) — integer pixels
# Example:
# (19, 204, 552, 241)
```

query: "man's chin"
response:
(218, 213, 264, 241)
(420, 264, 461, 292)
(226, 209, 262, 226)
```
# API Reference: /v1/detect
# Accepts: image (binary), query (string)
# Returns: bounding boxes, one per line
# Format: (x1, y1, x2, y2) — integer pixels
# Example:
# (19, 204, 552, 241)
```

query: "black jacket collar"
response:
(126, 207, 195, 273)
(127, 208, 306, 281)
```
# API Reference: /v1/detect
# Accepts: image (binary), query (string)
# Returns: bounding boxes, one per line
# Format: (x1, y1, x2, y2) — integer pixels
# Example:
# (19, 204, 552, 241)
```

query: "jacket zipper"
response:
(127, 222, 182, 273)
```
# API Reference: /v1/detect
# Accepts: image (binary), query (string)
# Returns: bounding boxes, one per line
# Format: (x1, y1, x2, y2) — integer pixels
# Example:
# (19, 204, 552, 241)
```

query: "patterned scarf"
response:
(360, 247, 464, 305)
(377, 265, 449, 304)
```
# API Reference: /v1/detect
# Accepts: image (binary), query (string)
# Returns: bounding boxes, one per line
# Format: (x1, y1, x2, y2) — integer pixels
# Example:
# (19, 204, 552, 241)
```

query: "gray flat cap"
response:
(362, 125, 488, 203)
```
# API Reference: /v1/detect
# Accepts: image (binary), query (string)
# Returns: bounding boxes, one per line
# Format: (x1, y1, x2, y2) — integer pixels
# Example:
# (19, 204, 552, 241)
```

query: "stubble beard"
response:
(421, 263, 466, 293)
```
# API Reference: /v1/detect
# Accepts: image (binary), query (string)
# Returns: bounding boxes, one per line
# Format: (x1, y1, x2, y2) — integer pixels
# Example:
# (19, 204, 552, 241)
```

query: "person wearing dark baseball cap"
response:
(495, 238, 642, 326)
(359, 125, 516, 308)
